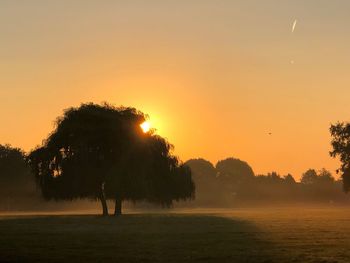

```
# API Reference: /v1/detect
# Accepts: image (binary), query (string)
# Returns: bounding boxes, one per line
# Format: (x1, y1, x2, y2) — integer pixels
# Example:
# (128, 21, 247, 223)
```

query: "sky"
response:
(1, 0, 350, 179)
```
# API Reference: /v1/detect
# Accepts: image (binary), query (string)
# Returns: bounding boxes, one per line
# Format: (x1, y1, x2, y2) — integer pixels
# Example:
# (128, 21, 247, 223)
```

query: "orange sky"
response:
(1, 0, 350, 179)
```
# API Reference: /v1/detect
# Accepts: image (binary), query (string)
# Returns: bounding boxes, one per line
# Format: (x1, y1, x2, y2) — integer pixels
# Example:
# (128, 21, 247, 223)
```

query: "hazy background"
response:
(1, 0, 350, 179)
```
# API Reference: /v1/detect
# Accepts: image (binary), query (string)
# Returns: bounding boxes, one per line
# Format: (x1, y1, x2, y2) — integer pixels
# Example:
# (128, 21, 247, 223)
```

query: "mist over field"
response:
(1, 150, 348, 214)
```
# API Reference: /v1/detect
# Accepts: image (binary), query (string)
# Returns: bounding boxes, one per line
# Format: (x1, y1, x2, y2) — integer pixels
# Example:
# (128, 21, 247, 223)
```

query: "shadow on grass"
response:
(0, 214, 279, 263)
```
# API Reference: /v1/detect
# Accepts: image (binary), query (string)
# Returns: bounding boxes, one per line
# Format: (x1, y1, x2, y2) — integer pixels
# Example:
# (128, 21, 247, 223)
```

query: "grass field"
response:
(1, 207, 350, 262)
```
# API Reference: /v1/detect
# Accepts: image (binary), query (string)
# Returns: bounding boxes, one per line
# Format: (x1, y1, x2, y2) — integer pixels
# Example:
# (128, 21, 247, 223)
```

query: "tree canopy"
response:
(330, 122, 350, 192)
(301, 169, 318, 185)
(0, 144, 29, 185)
(0, 144, 35, 209)
(28, 103, 194, 215)
(185, 158, 219, 205)
(216, 158, 255, 181)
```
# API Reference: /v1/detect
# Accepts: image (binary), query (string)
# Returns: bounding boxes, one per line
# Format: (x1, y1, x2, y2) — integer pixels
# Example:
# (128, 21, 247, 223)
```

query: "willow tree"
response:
(28, 103, 194, 216)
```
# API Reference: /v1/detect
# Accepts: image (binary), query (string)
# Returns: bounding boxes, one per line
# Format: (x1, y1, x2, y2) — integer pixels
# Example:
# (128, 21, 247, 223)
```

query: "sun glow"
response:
(140, 121, 151, 133)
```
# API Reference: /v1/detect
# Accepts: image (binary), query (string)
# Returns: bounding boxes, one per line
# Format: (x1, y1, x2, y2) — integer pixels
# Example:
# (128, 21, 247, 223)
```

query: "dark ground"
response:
(1, 207, 350, 262)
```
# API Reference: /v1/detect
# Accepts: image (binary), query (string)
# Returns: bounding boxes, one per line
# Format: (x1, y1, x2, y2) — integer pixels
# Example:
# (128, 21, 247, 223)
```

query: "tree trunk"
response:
(114, 199, 122, 216)
(100, 182, 108, 216)
(100, 195, 109, 216)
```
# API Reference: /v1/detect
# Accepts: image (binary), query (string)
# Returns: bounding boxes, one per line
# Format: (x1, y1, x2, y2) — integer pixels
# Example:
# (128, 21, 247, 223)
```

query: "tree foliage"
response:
(185, 159, 218, 205)
(186, 157, 343, 206)
(0, 144, 35, 209)
(0, 144, 29, 185)
(301, 169, 318, 185)
(330, 122, 350, 192)
(28, 103, 194, 215)
(216, 157, 254, 182)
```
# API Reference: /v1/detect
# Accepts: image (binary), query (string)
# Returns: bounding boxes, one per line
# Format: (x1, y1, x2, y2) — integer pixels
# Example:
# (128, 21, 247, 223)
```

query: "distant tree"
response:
(266, 172, 283, 183)
(283, 174, 296, 184)
(215, 158, 254, 200)
(216, 158, 254, 182)
(0, 144, 35, 209)
(330, 122, 350, 192)
(301, 169, 318, 185)
(185, 158, 218, 205)
(254, 172, 296, 202)
(185, 159, 216, 179)
(28, 103, 194, 216)
(318, 168, 335, 184)
(258, 172, 288, 184)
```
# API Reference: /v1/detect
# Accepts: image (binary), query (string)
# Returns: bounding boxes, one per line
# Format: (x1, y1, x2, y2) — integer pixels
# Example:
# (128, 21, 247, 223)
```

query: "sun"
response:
(140, 121, 151, 133)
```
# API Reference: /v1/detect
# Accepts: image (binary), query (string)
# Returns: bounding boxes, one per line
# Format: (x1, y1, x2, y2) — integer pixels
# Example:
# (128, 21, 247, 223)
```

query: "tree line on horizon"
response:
(2, 103, 350, 213)
(0, 144, 349, 211)
(184, 158, 348, 207)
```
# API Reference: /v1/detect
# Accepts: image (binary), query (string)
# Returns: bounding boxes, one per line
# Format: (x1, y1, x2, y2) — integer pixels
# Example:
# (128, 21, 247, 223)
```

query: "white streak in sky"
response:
(292, 19, 297, 33)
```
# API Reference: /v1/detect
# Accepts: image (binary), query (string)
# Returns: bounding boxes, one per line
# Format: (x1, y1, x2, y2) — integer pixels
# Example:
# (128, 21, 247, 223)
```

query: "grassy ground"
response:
(1, 207, 350, 262)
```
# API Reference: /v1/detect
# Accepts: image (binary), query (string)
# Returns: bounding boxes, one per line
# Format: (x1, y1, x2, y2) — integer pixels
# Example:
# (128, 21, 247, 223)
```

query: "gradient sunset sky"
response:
(1, 0, 350, 179)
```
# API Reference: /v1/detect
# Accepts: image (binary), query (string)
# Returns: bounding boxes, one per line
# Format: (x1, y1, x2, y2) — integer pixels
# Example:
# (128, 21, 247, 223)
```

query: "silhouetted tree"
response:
(252, 172, 291, 202)
(0, 144, 35, 210)
(105, 134, 194, 215)
(185, 158, 218, 205)
(28, 103, 194, 216)
(215, 158, 254, 202)
(301, 169, 318, 185)
(283, 174, 296, 184)
(266, 172, 283, 183)
(216, 158, 254, 182)
(185, 159, 216, 180)
(318, 168, 335, 184)
(179, 155, 348, 206)
(330, 122, 350, 192)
